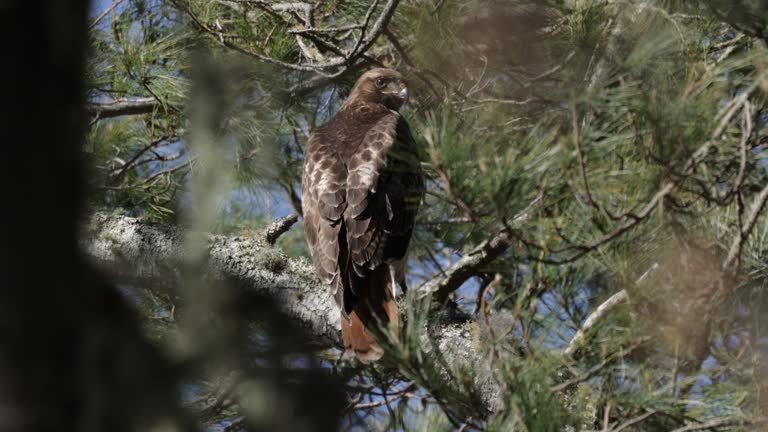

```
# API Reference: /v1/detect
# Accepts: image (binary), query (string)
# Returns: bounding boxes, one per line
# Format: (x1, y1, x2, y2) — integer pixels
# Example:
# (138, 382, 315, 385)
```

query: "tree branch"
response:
(90, 0, 125, 29)
(81, 213, 503, 412)
(609, 410, 656, 432)
(182, 0, 399, 78)
(263, 213, 299, 245)
(565, 262, 659, 356)
(416, 191, 543, 304)
(723, 180, 768, 271)
(564, 290, 629, 357)
(420, 231, 512, 304)
(87, 97, 162, 119)
(669, 417, 767, 432)
(84, 212, 341, 345)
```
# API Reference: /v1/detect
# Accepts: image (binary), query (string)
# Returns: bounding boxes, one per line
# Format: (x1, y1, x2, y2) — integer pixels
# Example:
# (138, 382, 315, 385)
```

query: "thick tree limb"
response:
(84, 213, 341, 345)
(82, 213, 503, 412)
(2, 1, 193, 429)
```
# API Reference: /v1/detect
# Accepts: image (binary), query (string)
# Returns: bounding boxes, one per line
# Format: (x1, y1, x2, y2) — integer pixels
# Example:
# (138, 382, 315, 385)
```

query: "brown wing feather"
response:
(302, 131, 348, 310)
(345, 113, 423, 295)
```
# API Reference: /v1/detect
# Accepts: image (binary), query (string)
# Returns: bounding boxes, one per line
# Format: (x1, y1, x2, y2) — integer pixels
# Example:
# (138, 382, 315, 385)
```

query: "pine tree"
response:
(81, 0, 768, 430)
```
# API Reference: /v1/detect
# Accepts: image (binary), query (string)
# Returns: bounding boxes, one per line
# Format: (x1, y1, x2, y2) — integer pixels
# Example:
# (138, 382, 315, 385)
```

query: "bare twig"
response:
(175, 0, 341, 75)
(145, 157, 197, 183)
(603, 402, 612, 432)
(543, 182, 674, 264)
(263, 213, 299, 245)
(564, 290, 629, 356)
(554, 337, 649, 391)
(610, 410, 656, 432)
(425, 130, 481, 224)
(571, 101, 622, 221)
(723, 100, 752, 203)
(357, 0, 400, 56)
(564, 263, 658, 356)
(528, 51, 575, 82)
(723, 180, 768, 271)
(669, 417, 766, 432)
(431, 0, 446, 15)
(222, 417, 246, 432)
(288, 24, 363, 34)
(347, 0, 381, 59)
(464, 96, 540, 106)
(184, 0, 400, 78)
(90, 0, 125, 29)
(349, 382, 416, 410)
(110, 135, 175, 182)
(383, 28, 448, 96)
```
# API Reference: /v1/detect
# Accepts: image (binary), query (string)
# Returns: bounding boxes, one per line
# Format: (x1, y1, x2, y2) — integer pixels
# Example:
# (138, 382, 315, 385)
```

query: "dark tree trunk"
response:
(0, 3, 192, 431)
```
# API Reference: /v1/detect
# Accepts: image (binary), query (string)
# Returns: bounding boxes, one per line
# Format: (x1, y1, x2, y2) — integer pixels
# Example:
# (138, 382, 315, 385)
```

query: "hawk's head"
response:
(345, 68, 409, 111)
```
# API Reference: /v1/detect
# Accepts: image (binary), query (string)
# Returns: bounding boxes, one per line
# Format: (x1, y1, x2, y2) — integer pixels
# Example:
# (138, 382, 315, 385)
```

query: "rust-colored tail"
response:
(341, 266, 398, 362)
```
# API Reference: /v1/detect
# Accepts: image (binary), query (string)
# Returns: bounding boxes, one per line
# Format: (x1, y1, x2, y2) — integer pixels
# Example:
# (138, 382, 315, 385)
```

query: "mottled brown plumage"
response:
(302, 68, 423, 362)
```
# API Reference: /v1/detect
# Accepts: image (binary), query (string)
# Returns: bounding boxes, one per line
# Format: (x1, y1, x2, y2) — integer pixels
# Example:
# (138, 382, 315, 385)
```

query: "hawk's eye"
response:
(374, 78, 386, 88)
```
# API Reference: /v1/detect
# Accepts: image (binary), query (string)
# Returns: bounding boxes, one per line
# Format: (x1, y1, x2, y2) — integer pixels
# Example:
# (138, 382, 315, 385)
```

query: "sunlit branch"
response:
(82, 213, 504, 413)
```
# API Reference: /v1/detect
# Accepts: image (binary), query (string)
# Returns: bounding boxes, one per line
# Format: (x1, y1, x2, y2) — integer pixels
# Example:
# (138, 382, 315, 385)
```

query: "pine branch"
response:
(179, 0, 400, 78)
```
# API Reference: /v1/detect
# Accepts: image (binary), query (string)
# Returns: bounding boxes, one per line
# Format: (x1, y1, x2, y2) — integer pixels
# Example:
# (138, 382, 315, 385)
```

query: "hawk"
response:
(302, 68, 423, 362)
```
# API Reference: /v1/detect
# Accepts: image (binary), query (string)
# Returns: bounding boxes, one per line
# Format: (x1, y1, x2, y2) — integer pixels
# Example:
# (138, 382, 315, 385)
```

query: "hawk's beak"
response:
(398, 87, 409, 104)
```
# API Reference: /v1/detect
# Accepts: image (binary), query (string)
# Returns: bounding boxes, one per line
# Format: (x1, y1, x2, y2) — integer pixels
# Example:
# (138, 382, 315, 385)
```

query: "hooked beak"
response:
(397, 87, 409, 104)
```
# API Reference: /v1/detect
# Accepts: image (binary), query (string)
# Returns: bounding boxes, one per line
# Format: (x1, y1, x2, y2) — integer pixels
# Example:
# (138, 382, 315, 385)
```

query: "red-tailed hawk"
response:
(302, 68, 423, 362)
